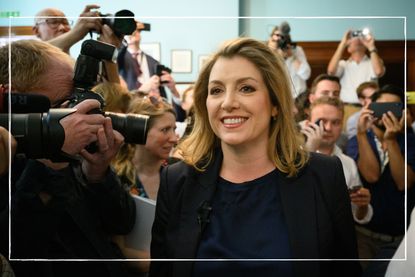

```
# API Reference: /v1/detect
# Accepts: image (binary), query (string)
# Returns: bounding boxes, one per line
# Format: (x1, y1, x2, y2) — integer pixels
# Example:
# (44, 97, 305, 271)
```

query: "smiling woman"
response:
(149, 37, 362, 277)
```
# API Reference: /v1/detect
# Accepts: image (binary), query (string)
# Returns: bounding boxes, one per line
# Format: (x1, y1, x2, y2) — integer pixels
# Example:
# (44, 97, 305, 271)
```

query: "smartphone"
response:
(368, 102, 403, 118)
(348, 185, 362, 194)
(314, 119, 326, 131)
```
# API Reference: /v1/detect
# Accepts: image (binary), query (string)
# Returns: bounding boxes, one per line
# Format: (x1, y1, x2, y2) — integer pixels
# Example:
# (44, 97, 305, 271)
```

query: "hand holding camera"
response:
(80, 117, 124, 183)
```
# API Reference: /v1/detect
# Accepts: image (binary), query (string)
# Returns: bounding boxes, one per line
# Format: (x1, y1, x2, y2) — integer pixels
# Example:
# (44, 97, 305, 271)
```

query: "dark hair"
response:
(371, 84, 404, 103)
(310, 74, 341, 95)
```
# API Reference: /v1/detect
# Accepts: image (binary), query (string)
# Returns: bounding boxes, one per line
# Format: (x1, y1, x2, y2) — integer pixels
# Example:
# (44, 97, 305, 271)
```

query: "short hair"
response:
(0, 39, 74, 93)
(179, 37, 308, 177)
(92, 82, 132, 113)
(356, 81, 379, 98)
(310, 74, 341, 95)
(371, 84, 404, 103)
(34, 8, 66, 24)
(309, 96, 345, 117)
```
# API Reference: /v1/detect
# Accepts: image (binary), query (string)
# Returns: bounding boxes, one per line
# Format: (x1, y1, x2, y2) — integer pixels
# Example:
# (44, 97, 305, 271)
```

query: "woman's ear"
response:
(271, 106, 278, 117)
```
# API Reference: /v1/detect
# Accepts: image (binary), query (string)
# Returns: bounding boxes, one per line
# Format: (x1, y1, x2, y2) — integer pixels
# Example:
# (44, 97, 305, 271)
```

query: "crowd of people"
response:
(0, 6, 414, 277)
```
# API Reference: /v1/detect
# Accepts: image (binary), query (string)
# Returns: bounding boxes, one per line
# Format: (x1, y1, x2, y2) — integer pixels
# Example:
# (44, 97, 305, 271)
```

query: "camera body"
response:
(156, 64, 172, 84)
(351, 30, 364, 38)
(350, 28, 370, 39)
(99, 9, 136, 39)
(70, 39, 149, 145)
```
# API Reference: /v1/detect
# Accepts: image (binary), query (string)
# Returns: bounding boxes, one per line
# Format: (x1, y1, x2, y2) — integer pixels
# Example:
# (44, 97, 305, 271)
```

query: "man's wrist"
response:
(369, 48, 378, 54)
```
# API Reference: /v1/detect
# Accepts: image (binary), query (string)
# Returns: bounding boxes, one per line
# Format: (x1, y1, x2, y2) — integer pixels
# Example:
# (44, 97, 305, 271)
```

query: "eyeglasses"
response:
(36, 18, 73, 29)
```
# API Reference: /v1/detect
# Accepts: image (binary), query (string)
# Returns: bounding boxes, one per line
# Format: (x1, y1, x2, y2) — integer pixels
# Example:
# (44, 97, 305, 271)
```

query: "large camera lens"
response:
(0, 109, 71, 159)
(105, 112, 149, 144)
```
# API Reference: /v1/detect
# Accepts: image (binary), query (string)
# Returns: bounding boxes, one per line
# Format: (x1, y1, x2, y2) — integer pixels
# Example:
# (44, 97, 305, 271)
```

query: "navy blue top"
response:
(192, 169, 293, 277)
(346, 129, 415, 235)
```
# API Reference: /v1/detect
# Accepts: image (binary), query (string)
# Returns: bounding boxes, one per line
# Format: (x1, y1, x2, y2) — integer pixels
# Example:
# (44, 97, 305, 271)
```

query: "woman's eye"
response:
(209, 87, 222, 95)
(240, 85, 255, 93)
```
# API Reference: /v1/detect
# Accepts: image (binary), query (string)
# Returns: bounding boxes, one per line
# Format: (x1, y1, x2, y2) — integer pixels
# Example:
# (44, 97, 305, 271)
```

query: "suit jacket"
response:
(150, 150, 361, 277)
(117, 46, 187, 121)
(118, 46, 159, 92)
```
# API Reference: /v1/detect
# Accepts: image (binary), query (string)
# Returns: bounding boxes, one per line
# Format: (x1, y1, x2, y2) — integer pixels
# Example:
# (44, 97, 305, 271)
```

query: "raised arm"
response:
(327, 30, 350, 75)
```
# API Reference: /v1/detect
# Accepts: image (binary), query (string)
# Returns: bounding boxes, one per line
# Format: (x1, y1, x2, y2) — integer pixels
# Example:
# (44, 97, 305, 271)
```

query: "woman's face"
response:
(145, 112, 177, 160)
(206, 56, 277, 148)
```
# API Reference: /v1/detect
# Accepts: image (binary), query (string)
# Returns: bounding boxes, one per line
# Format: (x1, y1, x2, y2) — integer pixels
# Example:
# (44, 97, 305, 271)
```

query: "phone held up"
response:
(348, 185, 362, 194)
(368, 102, 403, 119)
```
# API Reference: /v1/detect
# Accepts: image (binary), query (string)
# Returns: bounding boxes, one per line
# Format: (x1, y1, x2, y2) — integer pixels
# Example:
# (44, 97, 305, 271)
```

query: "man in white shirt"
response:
(301, 96, 373, 224)
(327, 29, 385, 125)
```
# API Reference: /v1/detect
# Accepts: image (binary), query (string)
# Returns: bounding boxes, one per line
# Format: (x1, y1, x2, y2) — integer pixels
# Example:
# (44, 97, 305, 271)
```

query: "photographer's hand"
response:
(60, 99, 106, 156)
(160, 71, 181, 98)
(139, 75, 160, 94)
(47, 5, 102, 53)
(327, 29, 351, 75)
(99, 24, 122, 48)
(80, 117, 124, 183)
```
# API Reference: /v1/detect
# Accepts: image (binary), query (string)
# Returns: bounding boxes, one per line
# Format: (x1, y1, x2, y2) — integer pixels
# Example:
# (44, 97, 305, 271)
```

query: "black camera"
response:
(156, 64, 172, 84)
(70, 39, 149, 145)
(0, 92, 77, 160)
(100, 9, 136, 39)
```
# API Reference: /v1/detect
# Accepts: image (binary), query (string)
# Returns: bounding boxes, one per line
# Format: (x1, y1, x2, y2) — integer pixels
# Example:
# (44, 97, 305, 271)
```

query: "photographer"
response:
(268, 21, 311, 97)
(327, 29, 385, 125)
(118, 20, 186, 121)
(0, 40, 135, 277)
(33, 5, 103, 54)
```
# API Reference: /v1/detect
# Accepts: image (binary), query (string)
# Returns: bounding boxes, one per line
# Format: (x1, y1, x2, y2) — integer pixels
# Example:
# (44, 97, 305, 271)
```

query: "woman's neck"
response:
(132, 147, 164, 175)
(220, 143, 275, 183)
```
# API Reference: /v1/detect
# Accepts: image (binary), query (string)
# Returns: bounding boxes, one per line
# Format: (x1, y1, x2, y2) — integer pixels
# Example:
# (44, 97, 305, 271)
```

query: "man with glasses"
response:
(33, 5, 103, 54)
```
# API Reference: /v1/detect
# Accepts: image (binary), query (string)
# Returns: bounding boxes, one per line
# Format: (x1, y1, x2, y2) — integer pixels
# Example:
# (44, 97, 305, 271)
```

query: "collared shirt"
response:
(336, 55, 378, 104)
(329, 145, 373, 224)
(127, 49, 150, 84)
(285, 46, 311, 97)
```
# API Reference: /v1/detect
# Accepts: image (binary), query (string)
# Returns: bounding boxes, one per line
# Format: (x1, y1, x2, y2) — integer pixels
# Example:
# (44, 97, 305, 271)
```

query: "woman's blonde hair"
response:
(92, 82, 132, 113)
(179, 37, 308, 177)
(112, 96, 176, 186)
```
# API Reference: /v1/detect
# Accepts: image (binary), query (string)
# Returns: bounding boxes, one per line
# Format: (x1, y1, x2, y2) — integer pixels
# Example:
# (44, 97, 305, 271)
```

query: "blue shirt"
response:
(193, 169, 293, 277)
(346, 129, 415, 235)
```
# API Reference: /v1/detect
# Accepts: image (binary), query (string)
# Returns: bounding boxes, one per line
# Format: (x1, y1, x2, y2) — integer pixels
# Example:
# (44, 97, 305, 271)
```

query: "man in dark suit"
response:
(117, 21, 186, 121)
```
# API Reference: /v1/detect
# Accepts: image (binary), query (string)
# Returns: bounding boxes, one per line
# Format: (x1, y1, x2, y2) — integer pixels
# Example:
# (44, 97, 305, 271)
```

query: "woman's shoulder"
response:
(307, 152, 342, 169)
(297, 152, 343, 181)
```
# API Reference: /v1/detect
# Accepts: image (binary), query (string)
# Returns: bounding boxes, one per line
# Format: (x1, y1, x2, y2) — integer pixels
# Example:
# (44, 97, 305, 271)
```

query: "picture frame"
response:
(171, 49, 192, 73)
(198, 54, 210, 72)
(140, 42, 161, 62)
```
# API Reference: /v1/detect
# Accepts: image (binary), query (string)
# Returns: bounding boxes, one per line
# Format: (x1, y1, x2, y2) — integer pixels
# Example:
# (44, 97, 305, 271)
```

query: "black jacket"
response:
(150, 150, 361, 277)
(9, 159, 136, 277)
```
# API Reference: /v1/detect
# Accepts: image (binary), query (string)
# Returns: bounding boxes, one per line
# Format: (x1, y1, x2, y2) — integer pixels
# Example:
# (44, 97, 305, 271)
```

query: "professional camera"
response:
(0, 92, 77, 160)
(156, 64, 172, 84)
(70, 39, 149, 145)
(99, 9, 136, 39)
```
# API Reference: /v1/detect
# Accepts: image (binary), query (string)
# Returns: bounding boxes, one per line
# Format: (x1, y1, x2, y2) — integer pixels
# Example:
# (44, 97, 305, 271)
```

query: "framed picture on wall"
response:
(140, 42, 161, 62)
(198, 54, 210, 72)
(171, 49, 192, 73)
